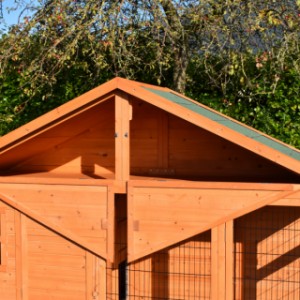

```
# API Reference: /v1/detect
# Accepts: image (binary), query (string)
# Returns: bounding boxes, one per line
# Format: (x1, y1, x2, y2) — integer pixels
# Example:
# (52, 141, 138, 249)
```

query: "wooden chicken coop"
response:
(0, 77, 299, 300)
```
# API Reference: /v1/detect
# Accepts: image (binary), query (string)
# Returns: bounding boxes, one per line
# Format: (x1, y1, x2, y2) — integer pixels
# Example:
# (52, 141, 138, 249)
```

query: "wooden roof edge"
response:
(0, 78, 120, 151)
(0, 192, 107, 260)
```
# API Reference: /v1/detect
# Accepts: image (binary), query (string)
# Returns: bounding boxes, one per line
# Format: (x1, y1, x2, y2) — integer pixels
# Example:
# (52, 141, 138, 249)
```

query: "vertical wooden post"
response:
(98, 258, 107, 300)
(0, 207, 7, 272)
(86, 251, 94, 300)
(115, 91, 131, 182)
(211, 223, 225, 300)
(226, 220, 234, 300)
(106, 187, 115, 300)
(15, 212, 28, 300)
(211, 221, 234, 300)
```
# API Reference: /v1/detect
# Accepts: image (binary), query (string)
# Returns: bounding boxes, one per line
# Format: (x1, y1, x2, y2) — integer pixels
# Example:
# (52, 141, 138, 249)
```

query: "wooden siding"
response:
(0, 202, 107, 300)
(0, 94, 297, 182)
(0, 183, 109, 258)
(130, 99, 299, 182)
(0, 202, 17, 300)
(127, 181, 296, 262)
(0, 100, 115, 178)
(21, 214, 106, 300)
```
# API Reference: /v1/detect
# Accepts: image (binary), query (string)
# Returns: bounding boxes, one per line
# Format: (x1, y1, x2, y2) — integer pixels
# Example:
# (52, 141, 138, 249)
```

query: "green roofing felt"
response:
(144, 87, 300, 161)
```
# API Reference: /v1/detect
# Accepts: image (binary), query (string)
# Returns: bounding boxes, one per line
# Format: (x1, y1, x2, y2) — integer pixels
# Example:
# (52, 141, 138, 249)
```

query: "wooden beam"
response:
(128, 179, 297, 191)
(115, 91, 131, 182)
(225, 220, 234, 300)
(98, 258, 107, 300)
(15, 211, 22, 300)
(0, 207, 6, 272)
(271, 190, 300, 206)
(106, 188, 115, 263)
(0, 177, 116, 186)
(15, 212, 28, 300)
(211, 223, 226, 300)
(211, 221, 234, 300)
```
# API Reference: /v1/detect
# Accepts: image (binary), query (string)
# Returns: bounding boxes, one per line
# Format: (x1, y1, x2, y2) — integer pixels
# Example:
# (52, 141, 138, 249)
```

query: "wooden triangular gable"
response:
(0, 77, 298, 178)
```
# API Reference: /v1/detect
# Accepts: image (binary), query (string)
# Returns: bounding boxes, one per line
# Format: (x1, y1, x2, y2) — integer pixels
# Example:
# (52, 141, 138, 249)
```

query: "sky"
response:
(1, 0, 40, 29)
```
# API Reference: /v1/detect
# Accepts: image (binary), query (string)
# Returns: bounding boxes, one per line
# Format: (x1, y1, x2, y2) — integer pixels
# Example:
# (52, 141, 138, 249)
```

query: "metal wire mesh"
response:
(234, 206, 300, 300)
(112, 230, 211, 300)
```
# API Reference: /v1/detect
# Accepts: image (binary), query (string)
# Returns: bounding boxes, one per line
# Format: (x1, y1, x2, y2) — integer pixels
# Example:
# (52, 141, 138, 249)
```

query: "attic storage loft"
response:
(0, 77, 299, 300)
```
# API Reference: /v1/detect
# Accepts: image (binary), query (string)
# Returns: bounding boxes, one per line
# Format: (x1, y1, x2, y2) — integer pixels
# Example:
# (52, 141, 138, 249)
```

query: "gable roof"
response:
(0, 77, 299, 174)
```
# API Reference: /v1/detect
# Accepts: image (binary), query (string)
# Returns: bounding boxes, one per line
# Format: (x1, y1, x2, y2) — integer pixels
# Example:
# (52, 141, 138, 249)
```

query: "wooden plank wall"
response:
(127, 183, 286, 261)
(130, 99, 299, 182)
(3, 100, 115, 178)
(0, 184, 109, 258)
(0, 202, 106, 300)
(0, 202, 17, 300)
(19, 215, 106, 300)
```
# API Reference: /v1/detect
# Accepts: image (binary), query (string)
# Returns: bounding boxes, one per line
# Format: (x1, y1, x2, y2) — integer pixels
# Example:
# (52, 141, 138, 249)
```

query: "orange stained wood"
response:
(127, 181, 299, 262)
(211, 221, 233, 300)
(23, 216, 105, 300)
(0, 99, 115, 177)
(115, 91, 131, 182)
(129, 99, 299, 182)
(116, 78, 300, 174)
(0, 77, 298, 178)
(0, 183, 111, 259)
(0, 206, 6, 272)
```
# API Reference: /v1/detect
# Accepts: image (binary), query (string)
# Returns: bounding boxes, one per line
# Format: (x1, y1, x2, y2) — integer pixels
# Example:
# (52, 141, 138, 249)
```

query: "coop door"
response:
(127, 181, 282, 262)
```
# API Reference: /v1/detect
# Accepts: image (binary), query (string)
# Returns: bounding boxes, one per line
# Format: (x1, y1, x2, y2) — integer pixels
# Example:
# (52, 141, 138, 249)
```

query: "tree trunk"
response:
(160, 0, 189, 93)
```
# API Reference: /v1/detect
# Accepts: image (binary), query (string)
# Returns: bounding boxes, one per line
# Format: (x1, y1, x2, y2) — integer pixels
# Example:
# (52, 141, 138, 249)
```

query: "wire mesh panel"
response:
(127, 230, 211, 300)
(234, 206, 300, 300)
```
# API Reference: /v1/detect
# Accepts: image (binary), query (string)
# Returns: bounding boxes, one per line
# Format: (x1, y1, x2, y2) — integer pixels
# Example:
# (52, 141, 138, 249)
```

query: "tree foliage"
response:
(0, 0, 300, 148)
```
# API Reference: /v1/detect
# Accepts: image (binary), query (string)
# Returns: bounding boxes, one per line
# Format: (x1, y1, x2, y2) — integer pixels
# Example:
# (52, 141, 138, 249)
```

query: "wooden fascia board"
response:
(127, 180, 298, 191)
(0, 79, 119, 153)
(117, 78, 300, 174)
(0, 177, 116, 186)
